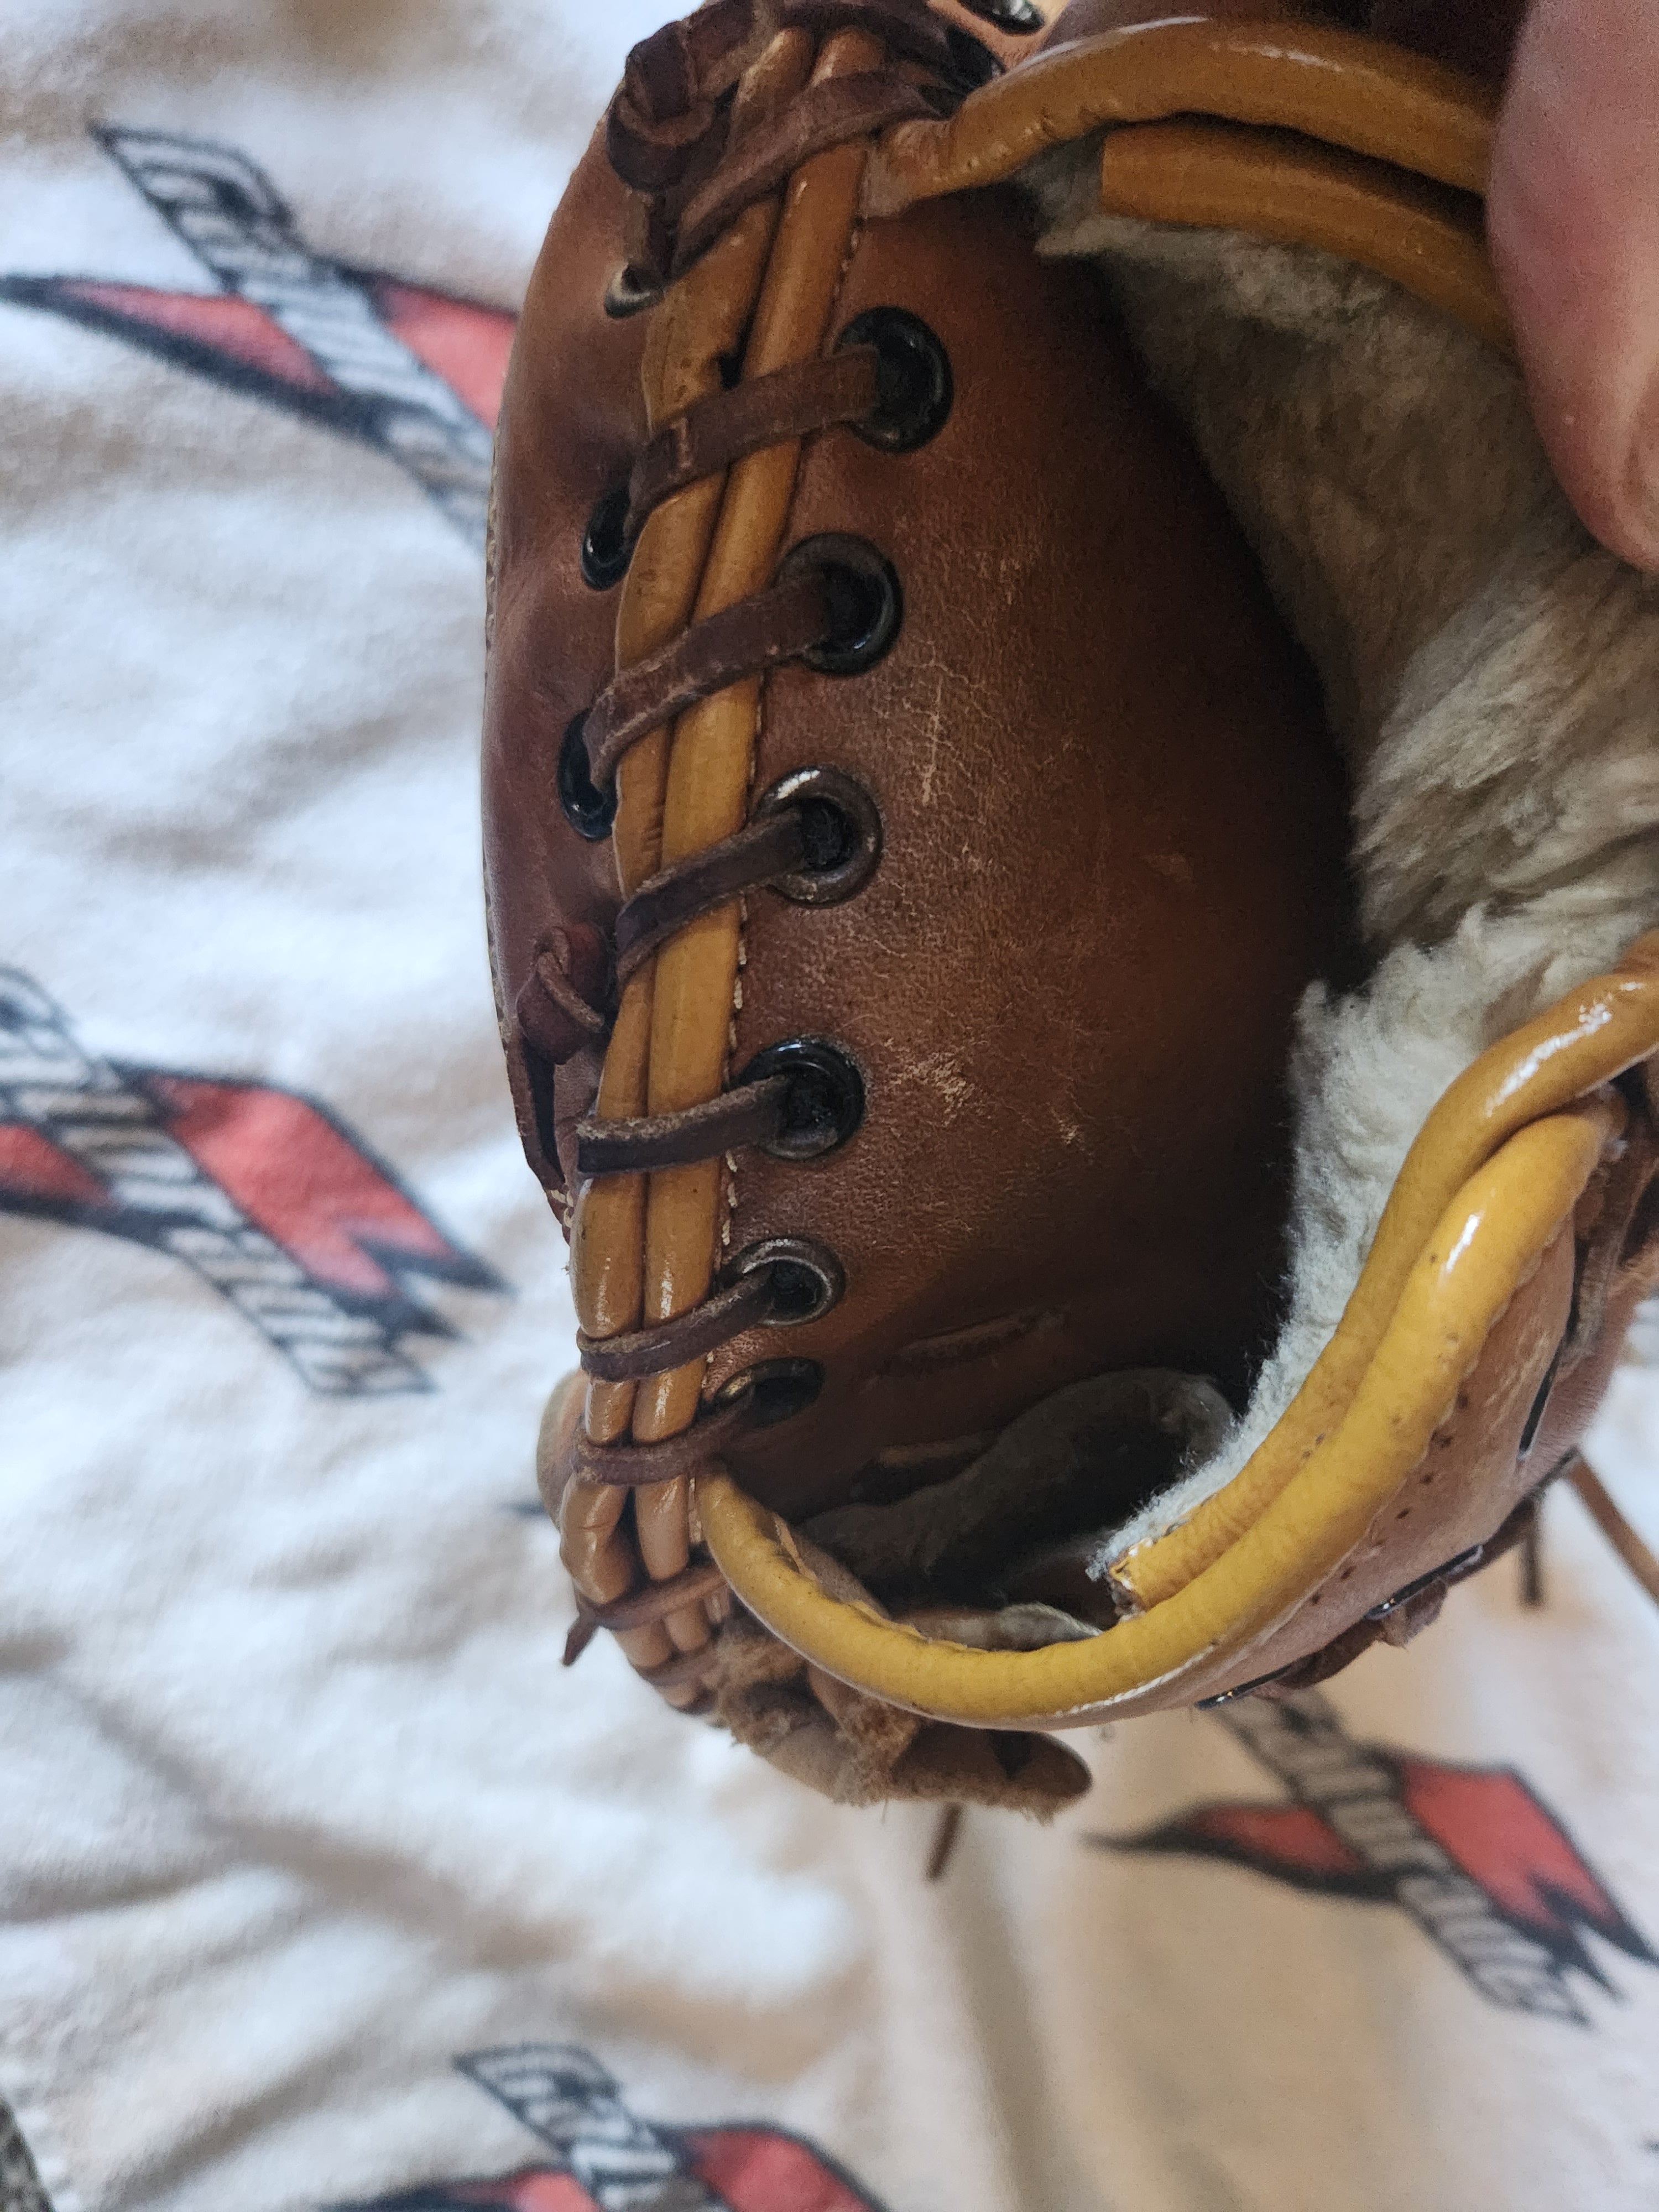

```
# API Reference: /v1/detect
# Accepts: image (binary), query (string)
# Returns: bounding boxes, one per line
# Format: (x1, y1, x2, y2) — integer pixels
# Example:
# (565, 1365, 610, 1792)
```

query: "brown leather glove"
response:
(484, 0, 1659, 1809)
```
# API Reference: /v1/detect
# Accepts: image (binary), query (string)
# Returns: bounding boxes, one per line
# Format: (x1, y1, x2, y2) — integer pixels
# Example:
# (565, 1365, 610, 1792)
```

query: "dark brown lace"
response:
(570, 1385, 761, 1481)
(559, 0, 957, 1547)
(667, 72, 950, 276)
(606, 0, 966, 290)
(583, 567, 835, 789)
(559, 352, 909, 1194)
(614, 810, 811, 983)
(580, 1263, 796, 1381)
(575, 1076, 792, 1176)
(625, 348, 881, 538)
(561, 1558, 731, 1667)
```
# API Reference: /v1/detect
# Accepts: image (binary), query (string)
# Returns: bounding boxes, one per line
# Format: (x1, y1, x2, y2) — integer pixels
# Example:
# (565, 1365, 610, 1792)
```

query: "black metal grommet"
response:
(738, 1036, 865, 1161)
(557, 713, 616, 842)
(956, 0, 1042, 31)
(714, 1357, 825, 1427)
(777, 535, 902, 677)
(837, 309, 953, 453)
(752, 766, 883, 905)
(603, 264, 662, 319)
(942, 24, 1004, 86)
(581, 484, 633, 591)
(726, 1236, 846, 1325)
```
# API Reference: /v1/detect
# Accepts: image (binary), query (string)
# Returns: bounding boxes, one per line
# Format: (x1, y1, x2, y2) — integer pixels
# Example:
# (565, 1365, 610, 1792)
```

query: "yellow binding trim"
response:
(701, 1105, 1610, 1724)
(700, 938, 1659, 1727)
(1119, 931, 1659, 1609)
(1094, 119, 1510, 353)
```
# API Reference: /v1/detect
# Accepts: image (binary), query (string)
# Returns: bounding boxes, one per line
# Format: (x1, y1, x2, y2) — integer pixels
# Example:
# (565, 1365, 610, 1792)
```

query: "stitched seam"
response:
(574, 112, 883, 1679)
(718, 185, 865, 1277)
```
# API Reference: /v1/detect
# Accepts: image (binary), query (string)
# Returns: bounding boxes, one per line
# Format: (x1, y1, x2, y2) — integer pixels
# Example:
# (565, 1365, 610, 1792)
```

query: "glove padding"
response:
(487, 0, 1659, 1808)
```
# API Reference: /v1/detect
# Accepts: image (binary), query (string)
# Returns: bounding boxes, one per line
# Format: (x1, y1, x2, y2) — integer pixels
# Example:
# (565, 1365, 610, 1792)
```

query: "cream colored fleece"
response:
(1024, 158, 1659, 1555)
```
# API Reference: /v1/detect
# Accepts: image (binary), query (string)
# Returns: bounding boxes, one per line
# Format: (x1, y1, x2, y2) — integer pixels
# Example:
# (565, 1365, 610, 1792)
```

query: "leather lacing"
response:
(604, 0, 983, 294)
(544, 0, 1659, 1720)
(581, 566, 842, 791)
(540, 0, 975, 1705)
(624, 346, 881, 535)
(554, 385, 898, 1220)
(546, 225, 960, 1407)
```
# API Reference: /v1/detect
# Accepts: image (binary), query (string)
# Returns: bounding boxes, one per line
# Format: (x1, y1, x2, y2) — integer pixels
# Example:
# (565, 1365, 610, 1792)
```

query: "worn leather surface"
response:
(484, 132, 650, 1198)
(701, 184, 1352, 1517)
(487, 0, 1657, 1772)
(485, 113, 1354, 1523)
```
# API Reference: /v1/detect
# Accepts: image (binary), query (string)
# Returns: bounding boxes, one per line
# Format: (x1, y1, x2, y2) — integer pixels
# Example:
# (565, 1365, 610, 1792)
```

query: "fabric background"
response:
(2, 5, 1657, 2209)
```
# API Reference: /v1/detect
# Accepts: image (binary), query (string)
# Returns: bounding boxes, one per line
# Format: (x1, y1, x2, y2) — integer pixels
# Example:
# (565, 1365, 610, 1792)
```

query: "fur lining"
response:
(1022, 155, 1659, 1558)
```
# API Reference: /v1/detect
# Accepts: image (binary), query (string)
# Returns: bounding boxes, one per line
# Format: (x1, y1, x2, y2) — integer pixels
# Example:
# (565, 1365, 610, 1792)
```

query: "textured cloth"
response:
(3, 5, 1659, 2211)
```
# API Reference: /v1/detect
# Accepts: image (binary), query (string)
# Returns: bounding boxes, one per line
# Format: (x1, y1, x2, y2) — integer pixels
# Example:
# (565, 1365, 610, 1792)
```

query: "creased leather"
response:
(483, 0, 1653, 1789)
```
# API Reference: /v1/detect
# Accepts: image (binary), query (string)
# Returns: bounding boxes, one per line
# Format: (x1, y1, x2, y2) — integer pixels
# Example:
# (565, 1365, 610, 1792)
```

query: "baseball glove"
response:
(484, 0, 1659, 1811)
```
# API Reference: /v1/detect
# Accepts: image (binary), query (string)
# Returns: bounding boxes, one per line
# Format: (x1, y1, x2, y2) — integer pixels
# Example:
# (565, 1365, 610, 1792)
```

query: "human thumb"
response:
(1488, 0, 1659, 571)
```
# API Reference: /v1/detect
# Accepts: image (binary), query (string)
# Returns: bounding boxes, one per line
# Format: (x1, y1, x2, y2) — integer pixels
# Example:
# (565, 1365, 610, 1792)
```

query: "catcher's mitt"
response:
(484, 0, 1659, 1810)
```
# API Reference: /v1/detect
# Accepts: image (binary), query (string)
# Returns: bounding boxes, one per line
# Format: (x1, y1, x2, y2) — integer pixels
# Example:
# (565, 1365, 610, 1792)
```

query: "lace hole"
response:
(800, 799, 852, 869)
(739, 1036, 865, 1161)
(957, 0, 1042, 30)
(942, 23, 1004, 85)
(716, 1357, 824, 1427)
(558, 713, 616, 842)
(581, 484, 633, 590)
(837, 308, 953, 453)
(727, 1235, 845, 1324)
(603, 263, 661, 319)
(777, 535, 902, 677)
(753, 766, 882, 905)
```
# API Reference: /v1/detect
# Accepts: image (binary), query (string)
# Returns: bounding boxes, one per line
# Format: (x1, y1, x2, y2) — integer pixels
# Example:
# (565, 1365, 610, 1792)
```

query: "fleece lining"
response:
(1019, 158, 1659, 1561)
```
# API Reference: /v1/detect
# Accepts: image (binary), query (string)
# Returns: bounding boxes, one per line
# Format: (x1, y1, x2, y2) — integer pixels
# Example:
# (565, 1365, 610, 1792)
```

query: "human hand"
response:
(1488, 0, 1659, 571)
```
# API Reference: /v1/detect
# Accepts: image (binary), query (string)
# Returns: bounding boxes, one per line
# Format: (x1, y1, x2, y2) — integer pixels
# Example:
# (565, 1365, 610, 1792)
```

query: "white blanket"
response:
(3, 5, 1658, 2209)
